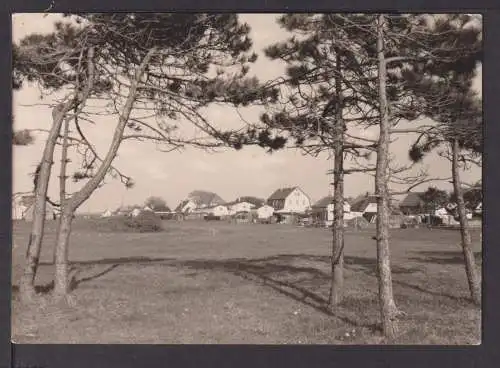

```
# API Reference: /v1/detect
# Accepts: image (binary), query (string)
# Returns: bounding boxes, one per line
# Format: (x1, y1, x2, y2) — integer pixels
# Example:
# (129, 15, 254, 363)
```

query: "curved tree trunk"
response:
(375, 14, 398, 340)
(328, 48, 345, 308)
(451, 139, 481, 306)
(20, 48, 96, 302)
(52, 48, 157, 298)
(19, 102, 71, 302)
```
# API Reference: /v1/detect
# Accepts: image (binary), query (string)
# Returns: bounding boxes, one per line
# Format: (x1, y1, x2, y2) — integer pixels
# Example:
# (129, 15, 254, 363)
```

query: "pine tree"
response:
(14, 13, 277, 300)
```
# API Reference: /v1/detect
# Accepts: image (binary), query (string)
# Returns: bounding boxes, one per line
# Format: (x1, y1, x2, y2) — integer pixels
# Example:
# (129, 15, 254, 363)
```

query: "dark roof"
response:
(399, 192, 425, 208)
(225, 196, 264, 207)
(312, 196, 334, 208)
(267, 187, 297, 201)
(345, 197, 355, 205)
(350, 194, 378, 212)
(188, 190, 225, 207)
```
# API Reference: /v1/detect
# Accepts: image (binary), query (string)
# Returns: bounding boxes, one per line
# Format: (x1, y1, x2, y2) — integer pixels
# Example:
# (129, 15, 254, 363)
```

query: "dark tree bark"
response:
(451, 138, 481, 306)
(375, 14, 399, 340)
(328, 49, 345, 308)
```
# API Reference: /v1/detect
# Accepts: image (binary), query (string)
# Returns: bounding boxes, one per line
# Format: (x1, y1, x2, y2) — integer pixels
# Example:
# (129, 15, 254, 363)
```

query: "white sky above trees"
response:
(12, 13, 482, 213)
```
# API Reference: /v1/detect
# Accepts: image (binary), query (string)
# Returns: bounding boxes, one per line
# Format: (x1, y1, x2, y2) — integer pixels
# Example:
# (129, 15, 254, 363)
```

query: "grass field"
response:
(11, 219, 482, 344)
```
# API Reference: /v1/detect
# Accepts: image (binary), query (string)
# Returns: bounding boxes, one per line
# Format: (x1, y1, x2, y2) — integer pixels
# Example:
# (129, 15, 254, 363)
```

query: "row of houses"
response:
(398, 191, 482, 218)
(170, 188, 381, 225)
(13, 186, 482, 226)
(171, 187, 483, 226)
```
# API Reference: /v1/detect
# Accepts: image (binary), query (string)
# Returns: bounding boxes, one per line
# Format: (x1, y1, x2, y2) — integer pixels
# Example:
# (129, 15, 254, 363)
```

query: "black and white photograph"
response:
(11, 12, 482, 344)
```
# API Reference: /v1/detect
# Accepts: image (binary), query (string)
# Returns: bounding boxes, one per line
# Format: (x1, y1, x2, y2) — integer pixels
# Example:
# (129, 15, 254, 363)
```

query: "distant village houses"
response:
(311, 196, 354, 226)
(254, 204, 275, 221)
(175, 199, 197, 214)
(349, 194, 379, 223)
(399, 192, 426, 215)
(91, 182, 481, 228)
(226, 199, 257, 215)
(267, 187, 311, 214)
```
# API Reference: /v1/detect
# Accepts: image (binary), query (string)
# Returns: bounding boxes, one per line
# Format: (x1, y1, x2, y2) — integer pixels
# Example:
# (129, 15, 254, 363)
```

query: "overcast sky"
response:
(12, 13, 482, 213)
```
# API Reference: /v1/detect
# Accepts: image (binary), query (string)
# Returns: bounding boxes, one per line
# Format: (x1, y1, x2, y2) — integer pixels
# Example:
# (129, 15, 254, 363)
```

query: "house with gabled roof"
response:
(474, 201, 482, 215)
(349, 193, 379, 222)
(311, 195, 353, 225)
(174, 199, 197, 214)
(225, 197, 259, 215)
(267, 187, 311, 214)
(399, 192, 426, 215)
(204, 204, 229, 217)
(253, 204, 275, 220)
(187, 190, 225, 209)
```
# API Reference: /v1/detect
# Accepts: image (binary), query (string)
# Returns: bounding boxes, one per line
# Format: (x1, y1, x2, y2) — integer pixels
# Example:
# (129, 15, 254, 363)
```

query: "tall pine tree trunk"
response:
(52, 48, 157, 298)
(451, 138, 481, 306)
(19, 103, 71, 302)
(375, 14, 399, 340)
(53, 209, 73, 298)
(52, 111, 71, 265)
(329, 49, 345, 308)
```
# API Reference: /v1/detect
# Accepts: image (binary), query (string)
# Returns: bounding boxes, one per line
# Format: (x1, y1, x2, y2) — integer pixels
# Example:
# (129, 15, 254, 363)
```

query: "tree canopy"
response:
(144, 196, 170, 212)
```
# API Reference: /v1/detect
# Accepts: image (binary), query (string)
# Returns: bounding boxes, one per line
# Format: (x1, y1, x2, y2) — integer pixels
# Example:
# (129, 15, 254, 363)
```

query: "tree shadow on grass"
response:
(174, 255, 385, 331)
(12, 252, 467, 329)
(38, 256, 176, 267)
(64, 256, 176, 291)
(68, 264, 121, 291)
(21, 253, 423, 330)
(342, 255, 472, 302)
(12, 256, 176, 296)
(11, 282, 55, 295)
(391, 279, 471, 303)
(343, 255, 424, 278)
(408, 250, 482, 266)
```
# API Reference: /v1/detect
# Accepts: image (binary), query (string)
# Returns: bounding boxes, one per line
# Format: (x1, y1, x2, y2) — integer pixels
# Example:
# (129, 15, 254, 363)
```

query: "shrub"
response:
(91, 212, 163, 233)
(124, 211, 163, 232)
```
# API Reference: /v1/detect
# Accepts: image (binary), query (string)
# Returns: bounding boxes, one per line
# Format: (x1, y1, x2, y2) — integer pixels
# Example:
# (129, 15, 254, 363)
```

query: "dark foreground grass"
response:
(11, 220, 481, 344)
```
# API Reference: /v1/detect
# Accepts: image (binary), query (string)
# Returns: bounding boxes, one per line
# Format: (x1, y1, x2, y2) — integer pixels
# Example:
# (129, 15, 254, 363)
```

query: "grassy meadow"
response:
(11, 219, 481, 344)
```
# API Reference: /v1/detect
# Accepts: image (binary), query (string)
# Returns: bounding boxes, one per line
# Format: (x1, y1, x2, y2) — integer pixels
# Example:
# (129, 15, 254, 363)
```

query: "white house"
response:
(175, 199, 197, 214)
(349, 194, 378, 218)
(434, 207, 449, 217)
(187, 190, 225, 209)
(205, 205, 229, 217)
(267, 187, 311, 214)
(255, 204, 275, 219)
(11, 197, 27, 220)
(311, 196, 354, 225)
(226, 200, 256, 215)
(101, 209, 113, 218)
(475, 202, 482, 215)
(131, 208, 142, 217)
